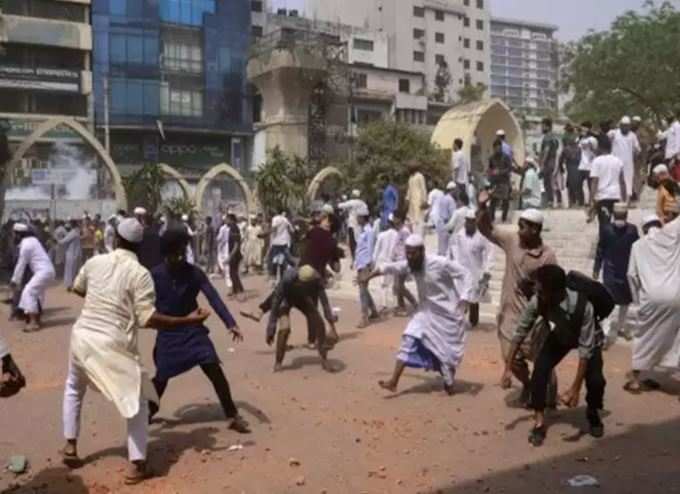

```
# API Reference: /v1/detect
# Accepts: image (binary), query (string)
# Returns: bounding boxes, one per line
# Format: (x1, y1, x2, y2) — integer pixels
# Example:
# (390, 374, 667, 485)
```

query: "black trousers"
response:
(542, 164, 554, 205)
(153, 363, 238, 418)
(469, 303, 479, 327)
(530, 332, 606, 412)
(348, 227, 357, 262)
(596, 199, 617, 237)
(579, 170, 591, 204)
(489, 198, 510, 222)
(229, 254, 244, 294)
(567, 164, 583, 206)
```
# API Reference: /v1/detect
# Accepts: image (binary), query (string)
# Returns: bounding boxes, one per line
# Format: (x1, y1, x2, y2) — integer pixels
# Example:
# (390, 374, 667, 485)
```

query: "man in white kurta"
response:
(406, 163, 428, 236)
(338, 190, 368, 262)
(59, 220, 82, 290)
(216, 217, 232, 289)
(104, 215, 117, 253)
(448, 210, 494, 327)
(11, 223, 56, 331)
(371, 234, 473, 395)
(61, 218, 209, 484)
(244, 216, 264, 272)
(372, 215, 400, 310)
(625, 214, 680, 392)
(609, 116, 641, 199)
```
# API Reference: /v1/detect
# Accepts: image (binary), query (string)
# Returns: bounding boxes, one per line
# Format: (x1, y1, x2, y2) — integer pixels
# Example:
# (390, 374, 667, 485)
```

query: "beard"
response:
(407, 257, 424, 273)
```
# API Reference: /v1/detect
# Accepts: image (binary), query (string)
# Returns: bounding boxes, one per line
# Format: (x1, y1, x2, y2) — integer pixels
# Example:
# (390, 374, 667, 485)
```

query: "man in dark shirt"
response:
(203, 216, 217, 274)
(137, 213, 162, 271)
(226, 214, 244, 299)
(300, 210, 342, 280)
(264, 265, 338, 372)
(502, 265, 606, 447)
(540, 118, 560, 208)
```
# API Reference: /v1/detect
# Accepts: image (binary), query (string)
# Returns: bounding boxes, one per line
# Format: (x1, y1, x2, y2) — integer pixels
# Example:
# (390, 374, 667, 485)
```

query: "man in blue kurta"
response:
(149, 228, 250, 433)
(593, 203, 639, 347)
(381, 183, 399, 231)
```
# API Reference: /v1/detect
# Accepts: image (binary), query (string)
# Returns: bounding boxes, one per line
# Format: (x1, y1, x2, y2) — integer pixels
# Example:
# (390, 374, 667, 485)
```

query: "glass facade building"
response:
(92, 0, 252, 170)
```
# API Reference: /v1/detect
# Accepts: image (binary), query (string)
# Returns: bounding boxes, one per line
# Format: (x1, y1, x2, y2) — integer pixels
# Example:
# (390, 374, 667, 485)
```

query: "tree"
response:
(122, 163, 164, 214)
(434, 59, 452, 103)
(338, 121, 449, 212)
(456, 82, 487, 105)
(254, 147, 320, 219)
(562, 1, 680, 124)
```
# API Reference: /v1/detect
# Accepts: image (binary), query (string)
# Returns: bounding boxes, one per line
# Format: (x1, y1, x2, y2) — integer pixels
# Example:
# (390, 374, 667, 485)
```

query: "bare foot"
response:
(444, 384, 456, 396)
(378, 380, 397, 393)
(273, 362, 283, 373)
(321, 360, 337, 373)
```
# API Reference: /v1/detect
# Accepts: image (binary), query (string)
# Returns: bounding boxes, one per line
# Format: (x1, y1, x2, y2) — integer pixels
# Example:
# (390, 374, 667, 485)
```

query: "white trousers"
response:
(603, 305, 630, 342)
(63, 361, 148, 462)
(19, 269, 55, 314)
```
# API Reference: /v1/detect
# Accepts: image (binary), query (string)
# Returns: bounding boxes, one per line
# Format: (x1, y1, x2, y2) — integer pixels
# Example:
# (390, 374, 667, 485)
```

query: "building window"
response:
(2, 0, 87, 22)
(463, 16, 470, 27)
(353, 38, 375, 52)
(435, 32, 445, 43)
(463, 59, 470, 70)
(435, 54, 445, 65)
(160, 83, 203, 117)
(463, 38, 470, 49)
(413, 28, 425, 39)
(162, 39, 203, 73)
(110, 78, 160, 116)
(354, 73, 368, 89)
(464, 0, 470, 5)
(476, 40, 484, 50)
(413, 51, 425, 62)
(435, 10, 445, 21)
(413, 6, 425, 17)
(251, 0, 263, 12)
(251, 25, 263, 37)
(477, 61, 485, 71)
(476, 19, 484, 30)
(399, 79, 410, 93)
(532, 32, 548, 40)
(160, 0, 216, 27)
(477, 0, 484, 8)
(110, 32, 159, 66)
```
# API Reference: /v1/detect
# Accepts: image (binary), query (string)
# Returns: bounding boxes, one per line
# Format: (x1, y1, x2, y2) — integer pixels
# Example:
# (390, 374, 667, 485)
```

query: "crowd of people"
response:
(1, 109, 680, 484)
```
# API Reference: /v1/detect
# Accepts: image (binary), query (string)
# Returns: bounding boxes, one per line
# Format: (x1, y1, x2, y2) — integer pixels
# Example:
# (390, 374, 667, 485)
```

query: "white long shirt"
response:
(12, 236, 55, 285)
(337, 199, 368, 231)
(452, 149, 470, 185)
(609, 128, 640, 196)
(666, 119, 680, 160)
(104, 224, 116, 253)
(70, 249, 158, 419)
(372, 228, 399, 267)
(383, 256, 474, 368)
(448, 230, 494, 303)
(578, 136, 598, 172)
(446, 205, 471, 235)
(427, 189, 444, 226)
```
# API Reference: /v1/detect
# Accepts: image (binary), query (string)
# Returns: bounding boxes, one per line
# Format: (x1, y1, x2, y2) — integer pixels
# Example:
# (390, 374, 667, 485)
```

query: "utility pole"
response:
(103, 77, 110, 154)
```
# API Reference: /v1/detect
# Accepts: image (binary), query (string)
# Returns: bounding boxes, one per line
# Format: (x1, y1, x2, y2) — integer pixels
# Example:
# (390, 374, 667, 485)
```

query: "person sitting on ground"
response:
(502, 265, 606, 447)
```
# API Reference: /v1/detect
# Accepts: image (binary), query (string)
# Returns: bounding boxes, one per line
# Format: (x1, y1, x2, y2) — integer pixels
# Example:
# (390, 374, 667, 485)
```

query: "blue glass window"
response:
(110, 78, 159, 116)
(110, 34, 126, 63)
(127, 36, 143, 64)
(160, 0, 215, 26)
(110, 0, 126, 15)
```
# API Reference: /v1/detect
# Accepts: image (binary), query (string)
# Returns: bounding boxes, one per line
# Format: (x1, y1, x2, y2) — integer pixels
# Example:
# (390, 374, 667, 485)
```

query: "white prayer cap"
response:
(657, 131, 666, 140)
(322, 204, 334, 214)
(405, 233, 424, 248)
(341, 194, 348, 201)
(356, 204, 370, 217)
(642, 214, 661, 226)
(465, 209, 477, 220)
(632, 116, 642, 123)
(519, 208, 544, 225)
(133, 207, 147, 216)
(116, 218, 144, 243)
(13, 223, 29, 233)
(446, 181, 457, 190)
(653, 164, 669, 176)
(352, 189, 361, 198)
(388, 213, 395, 222)
(496, 129, 506, 136)
(108, 214, 117, 221)
(620, 116, 632, 125)
(181, 214, 189, 222)
(613, 202, 628, 214)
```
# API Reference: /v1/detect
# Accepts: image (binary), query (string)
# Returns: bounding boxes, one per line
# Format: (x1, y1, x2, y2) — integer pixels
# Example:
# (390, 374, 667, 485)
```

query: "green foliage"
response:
(456, 83, 487, 105)
(164, 197, 197, 220)
(562, 1, 680, 124)
(338, 121, 449, 211)
(254, 147, 320, 218)
(122, 163, 164, 214)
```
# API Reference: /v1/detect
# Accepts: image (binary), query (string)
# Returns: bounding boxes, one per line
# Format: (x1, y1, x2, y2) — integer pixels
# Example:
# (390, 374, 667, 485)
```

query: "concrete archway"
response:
(158, 163, 191, 200)
(7, 117, 127, 209)
(307, 166, 343, 202)
(431, 98, 525, 173)
(195, 163, 255, 216)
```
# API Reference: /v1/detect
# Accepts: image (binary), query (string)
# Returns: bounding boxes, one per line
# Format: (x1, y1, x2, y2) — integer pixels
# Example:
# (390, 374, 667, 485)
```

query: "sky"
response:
(269, 0, 680, 41)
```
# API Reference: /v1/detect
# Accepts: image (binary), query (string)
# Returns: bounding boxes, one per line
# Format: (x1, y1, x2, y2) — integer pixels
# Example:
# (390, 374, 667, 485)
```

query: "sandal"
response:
(623, 381, 643, 395)
(124, 462, 153, 485)
(60, 448, 83, 469)
(528, 426, 546, 447)
(228, 415, 251, 434)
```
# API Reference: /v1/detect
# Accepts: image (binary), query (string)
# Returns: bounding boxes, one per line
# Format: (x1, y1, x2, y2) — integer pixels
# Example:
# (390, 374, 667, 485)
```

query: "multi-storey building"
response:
(303, 0, 491, 103)
(489, 17, 559, 116)
(0, 0, 93, 137)
(91, 0, 252, 173)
